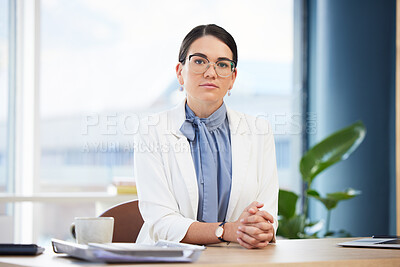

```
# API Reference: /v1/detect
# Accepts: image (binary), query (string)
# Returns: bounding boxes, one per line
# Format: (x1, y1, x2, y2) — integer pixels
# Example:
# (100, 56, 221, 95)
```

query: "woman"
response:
(134, 24, 278, 249)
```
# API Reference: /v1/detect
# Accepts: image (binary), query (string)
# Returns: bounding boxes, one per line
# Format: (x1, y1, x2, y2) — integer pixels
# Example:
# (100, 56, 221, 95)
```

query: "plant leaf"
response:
(324, 229, 353, 237)
(278, 189, 298, 219)
(300, 121, 366, 184)
(326, 188, 361, 201)
(277, 214, 306, 239)
(307, 192, 338, 210)
(307, 189, 320, 197)
(307, 188, 361, 210)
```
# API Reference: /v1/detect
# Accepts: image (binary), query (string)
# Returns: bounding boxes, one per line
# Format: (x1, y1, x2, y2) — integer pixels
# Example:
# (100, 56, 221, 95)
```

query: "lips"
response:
(200, 83, 219, 89)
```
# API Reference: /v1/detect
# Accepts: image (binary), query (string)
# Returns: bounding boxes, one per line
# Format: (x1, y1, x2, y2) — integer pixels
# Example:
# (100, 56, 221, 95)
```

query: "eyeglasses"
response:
(187, 54, 236, 77)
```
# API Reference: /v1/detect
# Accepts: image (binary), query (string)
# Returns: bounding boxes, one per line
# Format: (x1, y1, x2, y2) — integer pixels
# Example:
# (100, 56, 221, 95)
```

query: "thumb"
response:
(247, 201, 264, 213)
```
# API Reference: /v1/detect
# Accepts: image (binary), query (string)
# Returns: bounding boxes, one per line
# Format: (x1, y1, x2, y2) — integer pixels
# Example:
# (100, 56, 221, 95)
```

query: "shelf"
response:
(0, 193, 137, 203)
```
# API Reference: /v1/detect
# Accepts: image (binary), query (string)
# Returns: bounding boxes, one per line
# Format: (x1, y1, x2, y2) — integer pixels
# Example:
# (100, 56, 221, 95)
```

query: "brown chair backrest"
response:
(99, 199, 144, 243)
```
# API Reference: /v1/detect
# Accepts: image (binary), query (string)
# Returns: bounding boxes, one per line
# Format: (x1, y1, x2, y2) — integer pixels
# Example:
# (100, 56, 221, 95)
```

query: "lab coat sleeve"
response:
(134, 127, 196, 243)
(257, 120, 279, 241)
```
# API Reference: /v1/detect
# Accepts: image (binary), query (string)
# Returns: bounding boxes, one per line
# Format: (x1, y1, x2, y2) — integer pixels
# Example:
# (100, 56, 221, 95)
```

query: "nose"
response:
(203, 63, 218, 78)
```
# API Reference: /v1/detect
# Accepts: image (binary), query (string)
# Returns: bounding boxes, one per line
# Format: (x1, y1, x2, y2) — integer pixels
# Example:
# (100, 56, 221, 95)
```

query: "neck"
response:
(186, 98, 223, 118)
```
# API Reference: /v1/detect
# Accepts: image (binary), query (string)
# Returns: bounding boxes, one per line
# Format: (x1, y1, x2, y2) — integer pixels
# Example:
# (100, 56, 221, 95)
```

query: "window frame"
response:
(2, 0, 307, 243)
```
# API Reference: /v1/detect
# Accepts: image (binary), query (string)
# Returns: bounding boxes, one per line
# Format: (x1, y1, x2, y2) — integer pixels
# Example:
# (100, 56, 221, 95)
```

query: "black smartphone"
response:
(0, 244, 45, 255)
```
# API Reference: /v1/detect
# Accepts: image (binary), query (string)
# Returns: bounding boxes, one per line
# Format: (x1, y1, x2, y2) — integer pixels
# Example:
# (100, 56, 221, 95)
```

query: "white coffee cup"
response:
(74, 217, 114, 245)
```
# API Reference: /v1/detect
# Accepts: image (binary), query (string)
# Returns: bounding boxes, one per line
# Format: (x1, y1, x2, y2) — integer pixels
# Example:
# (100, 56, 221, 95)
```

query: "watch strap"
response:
(217, 222, 228, 242)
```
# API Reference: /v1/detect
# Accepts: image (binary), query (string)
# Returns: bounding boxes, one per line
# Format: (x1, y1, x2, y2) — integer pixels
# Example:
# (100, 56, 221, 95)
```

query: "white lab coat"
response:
(134, 100, 279, 244)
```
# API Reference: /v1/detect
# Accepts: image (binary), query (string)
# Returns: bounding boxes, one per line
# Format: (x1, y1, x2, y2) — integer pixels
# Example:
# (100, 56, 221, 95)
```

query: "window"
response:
(0, 0, 9, 194)
(40, 0, 299, 193)
(5, 0, 302, 245)
(0, 0, 15, 243)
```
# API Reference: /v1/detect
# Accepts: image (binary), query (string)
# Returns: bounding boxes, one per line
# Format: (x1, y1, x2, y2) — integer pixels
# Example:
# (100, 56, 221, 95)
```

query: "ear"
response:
(228, 68, 237, 90)
(176, 62, 184, 85)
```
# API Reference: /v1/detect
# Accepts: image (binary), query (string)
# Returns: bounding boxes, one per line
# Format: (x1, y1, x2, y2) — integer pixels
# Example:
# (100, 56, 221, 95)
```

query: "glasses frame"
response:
(187, 54, 236, 78)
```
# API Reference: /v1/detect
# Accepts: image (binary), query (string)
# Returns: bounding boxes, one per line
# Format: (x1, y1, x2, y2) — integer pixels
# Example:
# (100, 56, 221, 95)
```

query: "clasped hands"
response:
(231, 201, 274, 249)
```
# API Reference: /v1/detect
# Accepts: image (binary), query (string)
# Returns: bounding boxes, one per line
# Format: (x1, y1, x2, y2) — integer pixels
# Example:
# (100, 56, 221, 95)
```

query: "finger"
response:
(241, 214, 266, 224)
(246, 201, 264, 213)
(254, 240, 269, 249)
(241, 211, 275, 225)
(238, 225, 263, 236)
(238, 237, 269, 249)
(237, 229, 267, 246)
(238, 227, 272, 242)
(248, 207, 258, 214)
(255, 210, 274, 223)
(245, 201, 258, 213)
(258, 233, 274, 243)
(248, 206, 265, 215)
(237, 234, 269, 249)
(244, 231, 271, 243)
(250, 221, 274, 232)
(237, 237, 256, 249)
(255, 202, 264, 209)
(240, 218, 274, 232)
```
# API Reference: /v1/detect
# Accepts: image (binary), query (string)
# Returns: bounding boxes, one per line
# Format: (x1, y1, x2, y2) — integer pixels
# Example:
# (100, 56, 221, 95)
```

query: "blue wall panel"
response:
(307, 0, 396, 236)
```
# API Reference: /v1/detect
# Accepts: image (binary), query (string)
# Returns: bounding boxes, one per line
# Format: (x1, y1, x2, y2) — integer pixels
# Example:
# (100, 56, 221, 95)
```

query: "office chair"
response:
(99, 199, 144, 243)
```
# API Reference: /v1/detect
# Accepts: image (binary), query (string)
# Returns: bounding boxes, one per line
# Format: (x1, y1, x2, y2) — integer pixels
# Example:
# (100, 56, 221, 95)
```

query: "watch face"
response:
(215, 226, 224, 237)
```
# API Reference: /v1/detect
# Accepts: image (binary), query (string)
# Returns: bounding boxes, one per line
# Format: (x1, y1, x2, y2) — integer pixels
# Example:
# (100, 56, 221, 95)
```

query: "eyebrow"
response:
(191, 53, 233, 62)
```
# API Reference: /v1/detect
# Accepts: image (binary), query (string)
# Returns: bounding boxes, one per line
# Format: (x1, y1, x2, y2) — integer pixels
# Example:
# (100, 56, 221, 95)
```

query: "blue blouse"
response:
(180, 103, 232, 223)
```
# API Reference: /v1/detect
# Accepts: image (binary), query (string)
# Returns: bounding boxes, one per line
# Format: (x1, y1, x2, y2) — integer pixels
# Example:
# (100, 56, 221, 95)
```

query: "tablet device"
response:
(337, 238, 400, 249)
(0, 244, 45, 255)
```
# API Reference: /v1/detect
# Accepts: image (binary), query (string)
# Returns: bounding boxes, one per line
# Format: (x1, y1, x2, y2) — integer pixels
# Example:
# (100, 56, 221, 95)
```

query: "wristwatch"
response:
(215, 222, 228, 242)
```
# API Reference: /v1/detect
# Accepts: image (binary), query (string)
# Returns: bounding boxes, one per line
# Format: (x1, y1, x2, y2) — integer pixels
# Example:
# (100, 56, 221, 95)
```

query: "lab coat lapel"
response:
(168, 101, 199, 218)
(226, 108, 251, 221)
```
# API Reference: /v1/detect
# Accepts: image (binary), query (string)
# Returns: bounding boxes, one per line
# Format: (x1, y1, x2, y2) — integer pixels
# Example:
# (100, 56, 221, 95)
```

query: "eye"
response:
(217, 62, 229, 68)
(194, 58, 206, 65)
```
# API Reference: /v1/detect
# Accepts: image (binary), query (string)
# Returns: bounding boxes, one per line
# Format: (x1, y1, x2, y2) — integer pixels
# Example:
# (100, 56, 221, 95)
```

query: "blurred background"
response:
(0, 0, 301, 245)
(0, 0, 397, 246)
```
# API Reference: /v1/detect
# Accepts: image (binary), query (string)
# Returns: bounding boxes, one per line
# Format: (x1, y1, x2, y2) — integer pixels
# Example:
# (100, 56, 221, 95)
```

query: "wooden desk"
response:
(0, 238, 399, 267)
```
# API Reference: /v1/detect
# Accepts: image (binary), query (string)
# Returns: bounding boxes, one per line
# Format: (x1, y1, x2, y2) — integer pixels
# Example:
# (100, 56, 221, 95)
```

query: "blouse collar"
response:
(184, 102, 227, 132)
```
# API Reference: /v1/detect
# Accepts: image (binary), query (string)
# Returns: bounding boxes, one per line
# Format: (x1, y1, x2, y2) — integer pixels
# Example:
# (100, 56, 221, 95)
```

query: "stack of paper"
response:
(51, 239, 205, 263)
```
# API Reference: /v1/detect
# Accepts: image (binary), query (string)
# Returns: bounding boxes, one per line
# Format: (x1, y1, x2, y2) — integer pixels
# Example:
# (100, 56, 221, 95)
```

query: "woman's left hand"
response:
(236, 207, 275, 249)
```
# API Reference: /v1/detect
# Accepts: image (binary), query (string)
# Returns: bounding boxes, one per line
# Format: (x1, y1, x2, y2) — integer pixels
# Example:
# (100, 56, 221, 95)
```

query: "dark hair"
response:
(178, 24, 238, 67)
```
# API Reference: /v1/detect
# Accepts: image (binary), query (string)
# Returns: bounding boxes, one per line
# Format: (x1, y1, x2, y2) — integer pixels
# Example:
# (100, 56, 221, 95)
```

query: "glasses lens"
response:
(189, 56, 208, 74)
(188, 55, 234, 77)
(215, 60, 234, 77)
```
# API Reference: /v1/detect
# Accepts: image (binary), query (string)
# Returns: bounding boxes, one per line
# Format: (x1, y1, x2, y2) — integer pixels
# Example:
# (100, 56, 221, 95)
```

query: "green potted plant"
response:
(277, 121, 366, 238)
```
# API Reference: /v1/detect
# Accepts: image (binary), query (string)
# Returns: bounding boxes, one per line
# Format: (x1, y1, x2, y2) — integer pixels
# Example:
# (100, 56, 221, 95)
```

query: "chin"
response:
(195, 91, 225, 100)
(196, 95, 224, 103)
